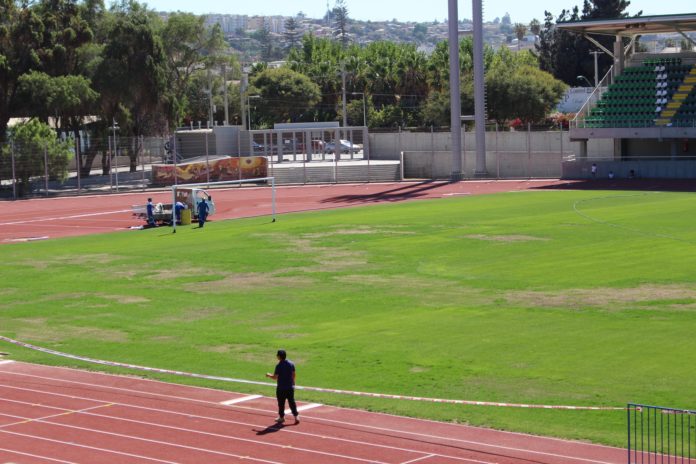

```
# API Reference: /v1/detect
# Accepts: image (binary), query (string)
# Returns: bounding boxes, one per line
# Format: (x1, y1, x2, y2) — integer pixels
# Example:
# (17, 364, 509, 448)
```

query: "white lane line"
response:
(0, 360, 14, 366)
(0, 446, 77, 464)
(3, 362, 625, 453)
(401, 455, 437, 464)
(0, 385, 488, 464)
(0, 403, 114, 429)
(0, 429, 181, 464)
(289, 402, 322, 414)
(0, 370, 614, 464)
(0, 397, 390, 464)
(0, 209, 131, 226)
(220, 394, 262, 405)
(1, 417, 299, 464)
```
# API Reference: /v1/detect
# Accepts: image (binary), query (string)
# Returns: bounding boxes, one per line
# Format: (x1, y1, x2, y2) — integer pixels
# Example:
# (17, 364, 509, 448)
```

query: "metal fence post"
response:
(205, 131, 210, 186)
(140, 135, 146, 191)
(495, 122, 500, 179)
(527, 122, 532, 179)
(114, 134, 119, 192)
(44, 141, 49, 196)
(10, 141, 17, 200)
(75, 136, 81, 195)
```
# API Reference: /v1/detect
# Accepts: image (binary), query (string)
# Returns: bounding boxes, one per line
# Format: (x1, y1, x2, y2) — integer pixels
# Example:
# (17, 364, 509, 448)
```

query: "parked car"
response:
(324, 139, 360, 153)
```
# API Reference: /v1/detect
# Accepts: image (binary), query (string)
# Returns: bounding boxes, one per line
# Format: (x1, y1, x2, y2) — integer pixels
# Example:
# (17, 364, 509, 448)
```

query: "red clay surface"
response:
(0, 180, 579, 243)
(0, 361, 624, 464)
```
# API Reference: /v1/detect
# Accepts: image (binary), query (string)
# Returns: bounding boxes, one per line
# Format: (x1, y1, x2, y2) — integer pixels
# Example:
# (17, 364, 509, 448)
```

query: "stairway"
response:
(656, 67, 696, 126)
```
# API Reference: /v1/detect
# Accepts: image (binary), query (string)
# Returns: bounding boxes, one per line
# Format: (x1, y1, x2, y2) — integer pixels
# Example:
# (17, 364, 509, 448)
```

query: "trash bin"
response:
(180, 209, 192, 225)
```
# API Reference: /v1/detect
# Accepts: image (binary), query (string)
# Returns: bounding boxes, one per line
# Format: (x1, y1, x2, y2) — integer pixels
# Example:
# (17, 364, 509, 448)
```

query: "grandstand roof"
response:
(557, 13, 696, 37)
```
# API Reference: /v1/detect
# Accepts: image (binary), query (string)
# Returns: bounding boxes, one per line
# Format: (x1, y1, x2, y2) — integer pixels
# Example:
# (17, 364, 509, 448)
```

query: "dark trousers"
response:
(276, 387, 298, 417)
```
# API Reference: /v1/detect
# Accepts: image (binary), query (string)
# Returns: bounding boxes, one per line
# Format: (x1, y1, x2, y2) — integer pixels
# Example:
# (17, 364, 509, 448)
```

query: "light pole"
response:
(577, 75, 593, 88)
(349, 92, 367, 127)
(247, 95, 260, 130)
(590, 51, 601, 87)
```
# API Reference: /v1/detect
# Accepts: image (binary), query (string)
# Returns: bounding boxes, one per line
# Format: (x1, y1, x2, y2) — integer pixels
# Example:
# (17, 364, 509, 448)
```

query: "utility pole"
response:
(341, 63, 348, 128)
(241, 72, 248, 130)
(590, 51, 601, 87)
(207, 68, 214, 128)
(472, 0, 487, 176)
(222, 63, 229, 125)
(448, 0, 462, 181)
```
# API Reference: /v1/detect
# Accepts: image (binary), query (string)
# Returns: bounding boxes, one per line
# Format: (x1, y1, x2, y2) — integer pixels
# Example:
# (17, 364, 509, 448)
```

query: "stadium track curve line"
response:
(0, 361, 626, 464)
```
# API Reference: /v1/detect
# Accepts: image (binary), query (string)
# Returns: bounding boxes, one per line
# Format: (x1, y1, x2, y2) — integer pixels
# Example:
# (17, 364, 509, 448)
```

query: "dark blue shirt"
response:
(274, 359, 295, 389)
(198, 200, 209, 216)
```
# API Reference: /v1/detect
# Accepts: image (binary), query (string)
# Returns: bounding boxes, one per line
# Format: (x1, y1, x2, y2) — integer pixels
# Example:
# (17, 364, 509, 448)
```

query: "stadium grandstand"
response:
(558, 14, 696, 178)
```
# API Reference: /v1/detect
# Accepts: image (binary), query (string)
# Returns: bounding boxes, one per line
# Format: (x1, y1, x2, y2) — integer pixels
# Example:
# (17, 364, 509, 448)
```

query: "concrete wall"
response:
(369, 129, 614, 162)
(402, 151, 563, 179)
(564, 160, 696, 179)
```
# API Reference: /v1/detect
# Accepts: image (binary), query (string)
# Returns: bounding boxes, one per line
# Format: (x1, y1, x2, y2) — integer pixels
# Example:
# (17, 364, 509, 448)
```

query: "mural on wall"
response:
(153, 157, 268, 185)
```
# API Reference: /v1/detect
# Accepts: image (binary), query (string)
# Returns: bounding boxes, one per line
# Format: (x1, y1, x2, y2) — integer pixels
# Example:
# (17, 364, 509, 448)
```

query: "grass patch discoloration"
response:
(5, 190, 696, 448)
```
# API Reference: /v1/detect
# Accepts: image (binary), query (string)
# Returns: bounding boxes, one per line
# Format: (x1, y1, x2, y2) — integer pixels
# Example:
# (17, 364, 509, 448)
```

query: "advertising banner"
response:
(153, 157, 267, 185)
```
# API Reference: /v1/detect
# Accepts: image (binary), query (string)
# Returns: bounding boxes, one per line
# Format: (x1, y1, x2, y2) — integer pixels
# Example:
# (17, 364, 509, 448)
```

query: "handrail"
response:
(571, 65, 614, 128)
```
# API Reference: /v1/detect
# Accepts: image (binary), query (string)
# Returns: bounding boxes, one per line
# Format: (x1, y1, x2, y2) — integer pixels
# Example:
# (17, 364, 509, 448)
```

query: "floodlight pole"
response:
(472, 0, 487, 177)
(448, 0, 462, 181)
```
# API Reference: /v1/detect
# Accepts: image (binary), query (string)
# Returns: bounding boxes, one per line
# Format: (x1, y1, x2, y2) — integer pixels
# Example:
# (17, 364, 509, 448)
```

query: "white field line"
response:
(0, 403, 113, 429)
(400, 455, 437, 464)
(220, 394, 262, 405)
(0, 209, 131, 226)
(290, 403, 322, 414)
(0, 397, 379, 464)
(0, 446, 77, 464)
(0, 368, 621, 463)
(0, 429, 183, 464)
(0, 384, 491, 464)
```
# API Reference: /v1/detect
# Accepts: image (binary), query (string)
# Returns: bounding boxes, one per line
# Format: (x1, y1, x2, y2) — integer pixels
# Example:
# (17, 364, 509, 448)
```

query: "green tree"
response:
(486, 49, 567, 123)
(248, 68, 321, 126)
(529, 18, 541, 37)
(283, 17, 301, 52)
(17, 71, 99, 131)
(537, 1, 638, 86)
(332, 0, 350, 48)
(514, 23, 527, 50)
(93, 0, 167, 171)
(160, 12, 229, 126)
(1, 119, 73, 196)
(0, 2, 44, 142)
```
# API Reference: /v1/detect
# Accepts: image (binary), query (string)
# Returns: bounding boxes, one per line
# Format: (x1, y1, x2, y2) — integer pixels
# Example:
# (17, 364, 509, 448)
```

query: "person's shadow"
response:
(254, 420, 299, 435)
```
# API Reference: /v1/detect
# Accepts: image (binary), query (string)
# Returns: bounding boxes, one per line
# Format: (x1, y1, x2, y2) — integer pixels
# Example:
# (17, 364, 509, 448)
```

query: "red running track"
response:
(0, 361, 624, 464)
(0, 180, 575, 243)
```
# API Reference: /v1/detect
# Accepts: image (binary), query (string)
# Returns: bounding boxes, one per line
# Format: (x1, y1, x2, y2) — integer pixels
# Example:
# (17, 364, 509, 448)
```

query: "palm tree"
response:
(514, 23, 527, 50)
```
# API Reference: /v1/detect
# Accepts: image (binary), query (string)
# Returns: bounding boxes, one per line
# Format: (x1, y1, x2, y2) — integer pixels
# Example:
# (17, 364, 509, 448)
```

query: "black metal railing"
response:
(628, 404, 696, 464)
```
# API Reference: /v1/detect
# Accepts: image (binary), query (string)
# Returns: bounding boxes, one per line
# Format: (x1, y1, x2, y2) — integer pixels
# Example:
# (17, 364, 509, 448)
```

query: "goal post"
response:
(171, 176, 276, 233)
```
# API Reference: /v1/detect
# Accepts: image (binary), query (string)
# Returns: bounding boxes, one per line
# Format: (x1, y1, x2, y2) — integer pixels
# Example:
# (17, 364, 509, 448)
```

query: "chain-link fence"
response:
(0, 136, 170, 199)
(1, 125, 586, 199)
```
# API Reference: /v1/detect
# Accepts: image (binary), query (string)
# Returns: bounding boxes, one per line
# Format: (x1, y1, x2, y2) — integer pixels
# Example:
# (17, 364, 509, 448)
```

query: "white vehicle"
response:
(132, 187, 215, 225)
(324, 139, 361, 153)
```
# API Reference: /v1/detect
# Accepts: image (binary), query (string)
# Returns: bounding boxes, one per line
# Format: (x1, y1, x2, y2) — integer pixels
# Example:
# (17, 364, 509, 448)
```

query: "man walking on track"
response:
(266, 349, 299, 424)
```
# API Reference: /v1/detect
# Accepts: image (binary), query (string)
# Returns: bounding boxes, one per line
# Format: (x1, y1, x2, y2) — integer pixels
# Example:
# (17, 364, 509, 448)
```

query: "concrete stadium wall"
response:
(369, 130, 614, 162)
(402, 151, 563, 179)
(563, 160, 696, 179)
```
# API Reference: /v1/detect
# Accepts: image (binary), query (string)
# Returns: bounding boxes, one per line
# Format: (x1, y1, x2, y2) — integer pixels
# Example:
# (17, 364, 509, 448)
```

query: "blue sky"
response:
(136, 0, 694, 24)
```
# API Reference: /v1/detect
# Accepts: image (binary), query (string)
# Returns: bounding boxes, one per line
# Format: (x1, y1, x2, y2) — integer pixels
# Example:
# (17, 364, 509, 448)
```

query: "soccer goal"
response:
(171, 176, 276, 233)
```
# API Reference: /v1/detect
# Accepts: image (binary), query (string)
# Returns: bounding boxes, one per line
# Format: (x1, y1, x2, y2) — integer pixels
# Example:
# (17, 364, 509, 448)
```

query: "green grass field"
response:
(3, 188, 696, 448)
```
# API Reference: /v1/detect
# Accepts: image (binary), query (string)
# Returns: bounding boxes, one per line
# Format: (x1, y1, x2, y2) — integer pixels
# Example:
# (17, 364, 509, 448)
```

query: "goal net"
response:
(171, 177, 276, 232)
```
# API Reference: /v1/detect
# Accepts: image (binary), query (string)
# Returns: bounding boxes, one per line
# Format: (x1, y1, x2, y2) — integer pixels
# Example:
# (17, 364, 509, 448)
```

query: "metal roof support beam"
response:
(583, 34, 614, 58)
(676, 27, 696, 49)
(624, 35, 637, 55)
